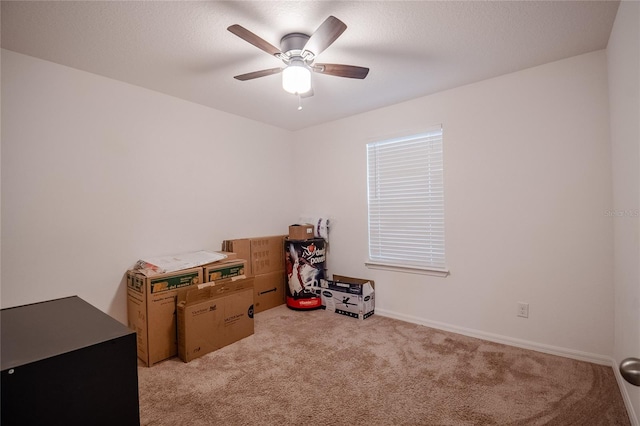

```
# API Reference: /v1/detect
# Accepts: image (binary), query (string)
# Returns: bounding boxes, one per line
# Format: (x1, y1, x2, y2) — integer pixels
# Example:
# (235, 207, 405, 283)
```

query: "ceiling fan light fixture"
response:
(229, 16, 368, 98)
(282, 59, 311, 94)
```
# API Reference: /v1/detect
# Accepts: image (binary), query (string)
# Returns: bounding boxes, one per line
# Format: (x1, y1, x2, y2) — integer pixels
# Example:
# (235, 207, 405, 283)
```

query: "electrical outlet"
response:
(517, 302, 529, 318)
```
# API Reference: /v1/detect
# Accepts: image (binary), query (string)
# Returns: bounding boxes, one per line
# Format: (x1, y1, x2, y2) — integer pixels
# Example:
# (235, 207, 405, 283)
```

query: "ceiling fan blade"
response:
(313, 63, 369, 79)
(227, 24, 281, 57)
(301, 16, 347, 58)
(234, 67, 283, 81)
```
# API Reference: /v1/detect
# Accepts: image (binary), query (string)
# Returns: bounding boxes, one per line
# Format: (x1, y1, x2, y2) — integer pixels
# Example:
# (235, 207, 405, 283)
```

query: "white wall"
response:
(294, 50, 615, 359)
(608, 1, 640, 422)
(1, 49, 295, 323)
(0, 47, 618, 360)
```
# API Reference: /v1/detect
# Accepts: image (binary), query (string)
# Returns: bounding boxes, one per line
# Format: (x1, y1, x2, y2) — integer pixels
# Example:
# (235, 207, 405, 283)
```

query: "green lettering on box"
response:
(150, 272, 199, 294)
(207, 265, 245, 280)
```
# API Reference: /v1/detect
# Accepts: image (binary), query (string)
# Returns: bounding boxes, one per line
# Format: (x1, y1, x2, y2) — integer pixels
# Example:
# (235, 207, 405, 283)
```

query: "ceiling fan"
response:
(227, 16, 369, 98)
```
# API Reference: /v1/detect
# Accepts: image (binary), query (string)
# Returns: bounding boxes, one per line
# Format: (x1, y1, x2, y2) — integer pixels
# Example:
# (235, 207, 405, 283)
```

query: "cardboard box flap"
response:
(203, 259, 247, 283)
(333, 275, 375, 288)
(180, 278, 254, 306)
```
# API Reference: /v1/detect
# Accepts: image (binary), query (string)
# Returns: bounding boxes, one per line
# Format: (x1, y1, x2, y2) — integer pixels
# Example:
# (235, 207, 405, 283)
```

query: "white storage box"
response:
(321, 275, 374, 320)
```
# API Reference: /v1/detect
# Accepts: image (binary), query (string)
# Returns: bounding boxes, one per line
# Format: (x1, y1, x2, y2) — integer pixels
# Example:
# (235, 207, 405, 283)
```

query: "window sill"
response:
(364, 261, 450, 277)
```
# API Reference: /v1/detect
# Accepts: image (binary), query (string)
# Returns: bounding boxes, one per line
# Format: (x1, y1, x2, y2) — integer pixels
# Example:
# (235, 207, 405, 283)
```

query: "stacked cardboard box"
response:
(222, 235, 286, 313)
(288, 224, 315, 240)
(127, 243, 371, 366)
(177, 277, 254, 362)
(127, 251, 248, 366)
(127, 267, 204, 366)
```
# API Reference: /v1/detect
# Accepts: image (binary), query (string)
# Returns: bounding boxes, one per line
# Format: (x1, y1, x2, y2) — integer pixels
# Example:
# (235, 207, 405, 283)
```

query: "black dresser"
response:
(1, 296, 140, 425)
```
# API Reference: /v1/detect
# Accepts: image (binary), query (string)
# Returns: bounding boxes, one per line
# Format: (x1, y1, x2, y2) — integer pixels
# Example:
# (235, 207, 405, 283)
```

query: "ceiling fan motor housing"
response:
(280, 33, 312, 61)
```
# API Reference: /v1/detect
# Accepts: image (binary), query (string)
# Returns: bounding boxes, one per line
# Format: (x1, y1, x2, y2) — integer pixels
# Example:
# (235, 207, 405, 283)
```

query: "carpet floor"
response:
(138, 305, 630, 425)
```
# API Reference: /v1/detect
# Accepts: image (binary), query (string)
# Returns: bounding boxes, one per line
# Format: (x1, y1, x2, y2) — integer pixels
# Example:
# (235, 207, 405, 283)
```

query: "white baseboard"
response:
(376, 308, 611, 364)
(376, 308, 638, 425)
(612, 361, 639, 426)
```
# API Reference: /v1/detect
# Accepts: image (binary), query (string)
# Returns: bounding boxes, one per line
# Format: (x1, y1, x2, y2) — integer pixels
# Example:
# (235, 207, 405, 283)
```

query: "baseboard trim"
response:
(612, 360, 639, 426)
(375, 308, 612, 364)
(376, 308, 638, 424)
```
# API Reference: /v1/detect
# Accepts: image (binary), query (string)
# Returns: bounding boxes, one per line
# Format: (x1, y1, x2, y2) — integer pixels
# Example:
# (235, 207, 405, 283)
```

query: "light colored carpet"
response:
(138, 305, 630, 425)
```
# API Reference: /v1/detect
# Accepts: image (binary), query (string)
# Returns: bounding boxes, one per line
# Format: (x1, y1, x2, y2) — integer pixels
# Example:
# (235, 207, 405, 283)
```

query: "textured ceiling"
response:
(1, 1, 620, 131)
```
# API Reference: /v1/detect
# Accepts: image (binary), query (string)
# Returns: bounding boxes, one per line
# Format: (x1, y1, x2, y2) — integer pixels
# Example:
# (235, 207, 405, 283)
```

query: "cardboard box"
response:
(217, 251, 237, 260)
(203, 259, 247, 283)
(177, 278, 254, 363)
(288, 224, 315, 241)
(222, 235, 286, 277)
(321, 275, 375, 320)
(126, 267, 203, 366)
(254, 271, 285, 313)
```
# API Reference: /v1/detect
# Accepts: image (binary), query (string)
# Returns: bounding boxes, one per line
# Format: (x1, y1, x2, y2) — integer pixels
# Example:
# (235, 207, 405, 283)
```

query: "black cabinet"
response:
(1, 296, 140, 426)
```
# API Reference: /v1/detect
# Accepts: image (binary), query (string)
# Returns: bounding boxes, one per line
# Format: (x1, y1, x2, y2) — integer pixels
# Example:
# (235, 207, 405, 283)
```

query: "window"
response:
(366, 127, 447, 276)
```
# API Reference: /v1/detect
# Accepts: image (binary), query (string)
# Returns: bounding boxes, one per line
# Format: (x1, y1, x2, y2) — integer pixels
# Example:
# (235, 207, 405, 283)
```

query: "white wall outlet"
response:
(517, 302, 529, 318)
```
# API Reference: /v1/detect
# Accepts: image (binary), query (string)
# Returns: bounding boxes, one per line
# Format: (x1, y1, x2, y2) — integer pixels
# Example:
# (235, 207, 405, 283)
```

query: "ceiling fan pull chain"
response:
(298, 94, 303, 111)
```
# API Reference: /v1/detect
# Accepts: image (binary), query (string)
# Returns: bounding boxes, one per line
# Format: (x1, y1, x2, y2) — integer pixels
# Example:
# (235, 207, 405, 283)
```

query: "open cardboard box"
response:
(177, 277, 255, 363)
(321, 275, 375, 320)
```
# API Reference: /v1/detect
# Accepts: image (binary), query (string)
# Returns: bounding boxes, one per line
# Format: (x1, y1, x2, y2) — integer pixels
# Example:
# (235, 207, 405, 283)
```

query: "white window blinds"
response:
(367, 128, 445, 271)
